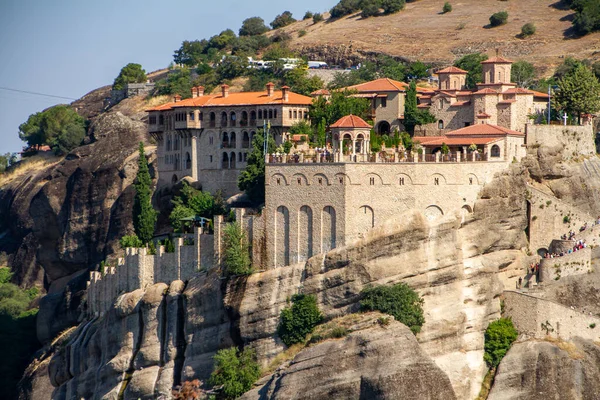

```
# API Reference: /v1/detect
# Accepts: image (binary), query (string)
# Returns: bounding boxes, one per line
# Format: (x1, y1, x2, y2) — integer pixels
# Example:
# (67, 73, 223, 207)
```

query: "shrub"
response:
(563, 215, 571, 223)
(381, 0, 405, 15)
(163, 238, 175, 253)
(521, 22, 536, 36)
(209, 347, 261, 399)
(489, 11, 508, 27)
(303, 11, 313, 20)
(112, 63, 147, 91)
(360, 283, 425, 334)
(298, 30, 307, 37)
(119, 234, 143, 249)
(442, 2, 452, 13)
(278, 294, 323, 346)
(484, 318, 518, 368)
(313, 13, 324, 23)
(239, 16, 269, 36)
(271, 11, 296, 29)
(590, 323, 596, 329)
(223, 222, 252, 276)
(361, 3, 380, 18)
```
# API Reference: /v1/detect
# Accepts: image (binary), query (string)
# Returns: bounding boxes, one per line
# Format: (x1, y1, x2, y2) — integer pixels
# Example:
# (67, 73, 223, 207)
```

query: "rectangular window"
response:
(399, 177, 404, 185)
(370, 177, 375, 185)
(190, 112, 194, 121)
(209, 155, 213, 163)
(381, 97, 387, 108)
(149, 116, 157, 124)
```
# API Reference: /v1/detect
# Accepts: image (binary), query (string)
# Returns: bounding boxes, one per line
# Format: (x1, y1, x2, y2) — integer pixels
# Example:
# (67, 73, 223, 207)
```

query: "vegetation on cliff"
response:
(360, 283, 425, 334)
(222, 222, 252, 276)
(0, 268, 39, 399)
(18, 105, 86, 154)
(483, 318, 518, 368)
(209, 347, 261, 399)
(169, 182, 226, 232)
(553, 63, 600, 124)
(404, 80, 436, 135)
(238, 131, 276, 205)
(112, 63, 147, 91)
(278, 294, 323, 346)
(133, 142, 157, 244)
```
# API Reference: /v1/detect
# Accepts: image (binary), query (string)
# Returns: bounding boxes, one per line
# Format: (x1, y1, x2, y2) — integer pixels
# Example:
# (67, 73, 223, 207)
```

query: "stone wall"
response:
(527, 186, 597, 253)
(264, 160, 510, 268)
(86, 227, 215, 317)
(503, 291, 600, 341)
(539, 247, 592, 282)
(526, 124, 596, 158)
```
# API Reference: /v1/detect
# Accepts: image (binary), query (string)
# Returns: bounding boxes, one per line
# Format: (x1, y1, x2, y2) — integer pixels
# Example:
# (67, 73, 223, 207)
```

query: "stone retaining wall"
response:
(539, 247, 592, 282)
(503, 290, 600, 341)
(525, 124, 596, 158)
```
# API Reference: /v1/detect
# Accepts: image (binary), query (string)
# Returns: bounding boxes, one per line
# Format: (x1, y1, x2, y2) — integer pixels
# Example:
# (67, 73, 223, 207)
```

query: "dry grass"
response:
(0, 155, 62, 187)
(50, 326, 78, 348)
(263, 343, 305, 377)
(283, 0, 600, 74)
(145, 95, 170, 108)
(543, 336, 585, 360)
(475, 368, 495, 400)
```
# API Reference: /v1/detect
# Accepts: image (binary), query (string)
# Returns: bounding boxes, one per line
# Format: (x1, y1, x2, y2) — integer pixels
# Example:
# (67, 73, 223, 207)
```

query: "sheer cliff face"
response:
(0, 107, 151, 291)
(42, 164, 531, 400)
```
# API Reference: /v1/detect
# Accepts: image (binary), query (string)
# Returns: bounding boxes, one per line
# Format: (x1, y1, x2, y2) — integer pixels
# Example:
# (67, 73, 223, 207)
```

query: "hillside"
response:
(281, 0, 600, 74)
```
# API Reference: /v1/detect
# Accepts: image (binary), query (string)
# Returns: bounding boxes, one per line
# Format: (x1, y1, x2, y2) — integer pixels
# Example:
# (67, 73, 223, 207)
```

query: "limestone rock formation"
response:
(488, 338, 600, 400)
(242, 319, 456, 400)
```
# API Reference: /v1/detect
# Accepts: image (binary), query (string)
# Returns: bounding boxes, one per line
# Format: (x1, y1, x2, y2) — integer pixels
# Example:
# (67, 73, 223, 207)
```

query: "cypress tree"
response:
(133, 142, 157, 244)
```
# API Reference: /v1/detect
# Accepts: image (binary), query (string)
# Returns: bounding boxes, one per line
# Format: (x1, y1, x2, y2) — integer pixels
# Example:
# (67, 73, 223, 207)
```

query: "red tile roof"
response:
(330, 114, 372, 129)
(450, 101, 471, 106)
(446, 123, 524, 136)
(477, 112, 492, 118)
(147, 90, 312, 111)
(481, 56, 513, 64)
(530, 90, 550, 99)
(503, 88, 532, 95)
(413, 136, 502, 146)
(311, 89, 330, 96)
(473, 88, 498, 95)
(345, 78, 408, 92)
(437, 66, 468, 74)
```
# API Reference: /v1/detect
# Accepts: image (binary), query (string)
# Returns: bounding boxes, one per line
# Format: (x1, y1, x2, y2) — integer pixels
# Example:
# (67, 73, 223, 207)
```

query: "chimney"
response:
(266, 82, 274, 97)
(221, 84, 229, 98)
(281, 85, 290, 102)
(197, 86, 205, 96)
(173, 94, 181, 102)
(191, 86, 198, 98)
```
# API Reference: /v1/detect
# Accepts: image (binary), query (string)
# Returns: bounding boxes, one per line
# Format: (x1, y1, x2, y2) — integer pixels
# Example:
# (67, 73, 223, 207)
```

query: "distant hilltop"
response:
(280, 0, 600, 75)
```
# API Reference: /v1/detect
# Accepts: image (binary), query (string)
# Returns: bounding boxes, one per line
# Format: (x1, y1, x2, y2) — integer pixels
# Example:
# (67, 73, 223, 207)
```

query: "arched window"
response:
(242, 132, 250, 148)
(250, 110, 256, 122)
(172, 174, 178, 184)
(268, 109, 273, 119)
(222, 132, 229, 148)
(222, 152, 229, 169)
(289, 110, 293, 118)
(258, 110, 263, 119)
(274, 109, 277, 118)
(221, 111, 228, 127)
(230, 112, 236, 126)
(186, 152, 191, 169)
(438, 120, 444, 130)
(293, 110, 298, 119)
(230, 132, 236, 148)
(230, 152, 236, 169)
(491, 144, 501, 158)
(238, 152, 242, 162)
(241, 111, 248, 126)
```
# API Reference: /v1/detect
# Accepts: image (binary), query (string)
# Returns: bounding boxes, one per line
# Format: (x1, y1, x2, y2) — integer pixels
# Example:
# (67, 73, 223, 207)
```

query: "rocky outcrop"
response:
(242, 317, 456, 400)
(488, 338, 600, 400)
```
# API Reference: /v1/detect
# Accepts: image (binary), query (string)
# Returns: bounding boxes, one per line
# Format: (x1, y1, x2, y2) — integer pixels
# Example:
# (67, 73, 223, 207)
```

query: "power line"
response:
(0, 86, 77, 101)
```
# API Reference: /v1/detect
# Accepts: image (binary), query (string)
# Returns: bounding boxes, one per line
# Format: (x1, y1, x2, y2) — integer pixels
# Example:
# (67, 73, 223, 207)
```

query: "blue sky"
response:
(0, 0, 338, 154)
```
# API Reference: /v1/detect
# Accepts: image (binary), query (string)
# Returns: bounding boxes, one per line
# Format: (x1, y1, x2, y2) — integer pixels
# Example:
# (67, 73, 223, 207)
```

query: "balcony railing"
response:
(240, 120, 248, 127)
(266, 151, 492, 164)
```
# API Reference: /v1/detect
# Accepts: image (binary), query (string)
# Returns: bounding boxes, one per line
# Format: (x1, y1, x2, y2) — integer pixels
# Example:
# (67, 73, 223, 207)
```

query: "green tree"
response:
(442, 2, 452, 13)
(282, 66, 324, 96)
(315, 117, 327, 147)
(381, 0, 405, 15)
(238, 131, 276, 205)
(484, 318, 517, 368)
(554, 64, 600, 124)
(554, 57, 587, 80)
(304, 11, 314, 20)
(278, 294, 323, 346)
(169, 182, 225, 232)
(133, 142, 157, 244)
(119, 234, 144, 249)
(360, 283, 425, 334)
(489, 11, 508, 27)
(511, 60, 536, 88)
(271, 11, 296, 29)
(223, 222, 252, 276)
(330, 0, 362, 19)
(155, 68, 195, 98)
(216, 56, 249, 81)
(209, 347, 261, 399)
(239, 17, 269, 36)
(454, 53, 488, 89)
(570, 0, 600, 36)
(521, 22, 536, 37)
(289, 120, 313, 141)
(173, 40, 209, 66)
(18, 105, 86, 154)
(409, 61, 429, 79)
(313, 13, 324, 23)
(361, 3, 380, 18)
(441, 142, 450, 155)
(112, 63, 147, 90)
(0, 153, 17, 173)
(404, 81, 436, 135)
(309, 90, 370, 127)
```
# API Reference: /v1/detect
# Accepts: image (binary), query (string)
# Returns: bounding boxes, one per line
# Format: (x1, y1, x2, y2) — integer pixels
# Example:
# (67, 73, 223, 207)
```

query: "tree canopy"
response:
(360, 283, 425, 334)
(112, 63, 147, 90)
(553, 64, 600, 124)
(484, 318, 517, 368)
(18, 105, 86, 154)
(404, 81, 436, 135)
(239, 17, 269, 36)
(238, 131, 276, 205)
(454, 53, 488, 89)
(569, 0, 600, 36)
(133, 142, 157, 244)
(271, 11, 296, 29)
(209, 347, 261, 399)
(309, 90, 370, 127)
(511, 61, 536, 88)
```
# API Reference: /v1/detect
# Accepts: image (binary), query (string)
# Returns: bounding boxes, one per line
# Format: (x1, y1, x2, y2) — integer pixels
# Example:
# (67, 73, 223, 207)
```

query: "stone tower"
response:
(436, 66, 468, 91)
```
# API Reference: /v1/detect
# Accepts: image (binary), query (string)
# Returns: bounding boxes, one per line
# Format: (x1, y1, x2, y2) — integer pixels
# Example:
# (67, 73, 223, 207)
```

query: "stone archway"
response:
(378, 121, 391, 135)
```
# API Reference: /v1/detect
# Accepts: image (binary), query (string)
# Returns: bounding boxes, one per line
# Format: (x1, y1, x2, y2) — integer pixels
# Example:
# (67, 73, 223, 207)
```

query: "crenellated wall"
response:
(86, 227, 217, 317)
